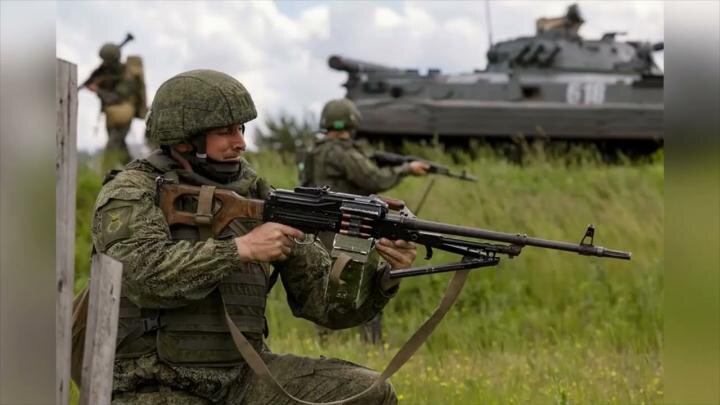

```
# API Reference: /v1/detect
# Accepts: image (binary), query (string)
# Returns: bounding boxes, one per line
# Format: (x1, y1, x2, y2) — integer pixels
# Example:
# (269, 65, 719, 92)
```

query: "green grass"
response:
(74, 146, 663, 404)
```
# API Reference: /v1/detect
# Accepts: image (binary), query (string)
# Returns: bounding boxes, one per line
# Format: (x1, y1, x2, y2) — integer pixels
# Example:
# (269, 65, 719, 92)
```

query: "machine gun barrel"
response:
(328, 55, 402, 74)
(394, 216, 631, 260)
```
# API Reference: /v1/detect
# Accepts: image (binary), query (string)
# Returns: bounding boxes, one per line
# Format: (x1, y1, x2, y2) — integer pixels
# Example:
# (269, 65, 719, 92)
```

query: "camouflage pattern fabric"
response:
(92, 150, 397, 402)
(306, 137, 410, 343)
(89, 62, 140, 111)
(306, 138, 411, 195)
(85, 61, 143, 166)
(111, 353, 396, 404)
(145, 70, 256, 146)
(319, 98, 361, 131)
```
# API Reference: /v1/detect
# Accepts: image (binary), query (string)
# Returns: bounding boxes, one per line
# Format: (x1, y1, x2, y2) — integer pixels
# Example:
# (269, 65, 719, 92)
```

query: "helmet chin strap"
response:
(192, 134, 208, 160)
(179, 134, 241, 183)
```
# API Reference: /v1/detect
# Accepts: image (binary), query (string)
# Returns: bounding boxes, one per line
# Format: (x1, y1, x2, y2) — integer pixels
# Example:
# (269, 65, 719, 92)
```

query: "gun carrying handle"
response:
(376, 196, 405, 211)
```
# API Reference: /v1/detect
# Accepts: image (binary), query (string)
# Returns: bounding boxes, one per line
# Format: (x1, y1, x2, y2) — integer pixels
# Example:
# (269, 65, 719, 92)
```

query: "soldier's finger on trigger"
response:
(278, 224, 303, 239)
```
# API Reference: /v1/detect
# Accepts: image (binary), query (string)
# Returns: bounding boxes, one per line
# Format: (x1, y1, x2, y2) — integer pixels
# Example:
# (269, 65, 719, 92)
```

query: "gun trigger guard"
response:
(293, 233, 316, 246)
(424, 245, 434, 260)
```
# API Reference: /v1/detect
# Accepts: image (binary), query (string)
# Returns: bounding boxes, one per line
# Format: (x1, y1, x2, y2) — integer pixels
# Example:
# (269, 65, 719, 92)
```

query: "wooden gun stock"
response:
(158, 183, 265, 237)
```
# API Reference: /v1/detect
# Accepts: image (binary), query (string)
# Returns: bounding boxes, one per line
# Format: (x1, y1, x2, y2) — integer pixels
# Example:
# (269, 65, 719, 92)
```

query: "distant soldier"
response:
(536, 3, 585, 38)
(81, 33, 147, 168)
(301, 98, 429, 344)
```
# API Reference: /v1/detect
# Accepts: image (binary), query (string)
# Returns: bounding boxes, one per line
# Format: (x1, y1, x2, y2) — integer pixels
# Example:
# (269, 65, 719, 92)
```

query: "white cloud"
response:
(196, 4, 236, 39)
(403, 5, 438, 37)
(375, 7, 403, 28)
(443, 18, 477, 38)
(299, 6, 330, 39)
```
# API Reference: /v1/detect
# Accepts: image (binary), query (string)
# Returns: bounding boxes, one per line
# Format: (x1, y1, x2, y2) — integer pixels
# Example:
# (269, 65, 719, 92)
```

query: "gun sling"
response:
(222, 269, 470, 404)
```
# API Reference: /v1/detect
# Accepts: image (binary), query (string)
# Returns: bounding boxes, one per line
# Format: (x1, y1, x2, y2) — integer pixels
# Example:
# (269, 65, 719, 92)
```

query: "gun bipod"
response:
(388, 254, 500, 279)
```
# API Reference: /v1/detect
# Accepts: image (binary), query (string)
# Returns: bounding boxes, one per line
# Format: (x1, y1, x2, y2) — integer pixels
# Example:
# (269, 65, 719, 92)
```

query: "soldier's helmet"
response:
(146, 69, 257, 145)
(320, 98, 362, 131)
(99, 43, 121, 63)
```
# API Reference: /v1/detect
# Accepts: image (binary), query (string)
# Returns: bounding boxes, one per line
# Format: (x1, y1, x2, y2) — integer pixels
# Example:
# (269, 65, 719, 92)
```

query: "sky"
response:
(56, 0, 664, 153)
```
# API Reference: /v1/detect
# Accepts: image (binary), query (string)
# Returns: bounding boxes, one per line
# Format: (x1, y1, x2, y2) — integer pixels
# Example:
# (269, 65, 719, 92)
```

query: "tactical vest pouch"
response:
(104, 101, 135, 128)
(156, 268, 268, 366)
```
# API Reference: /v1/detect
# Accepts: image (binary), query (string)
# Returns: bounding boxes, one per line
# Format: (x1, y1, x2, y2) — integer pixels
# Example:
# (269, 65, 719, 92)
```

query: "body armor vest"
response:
(306, 138, 357, 193)
(114, 155, 270, 366)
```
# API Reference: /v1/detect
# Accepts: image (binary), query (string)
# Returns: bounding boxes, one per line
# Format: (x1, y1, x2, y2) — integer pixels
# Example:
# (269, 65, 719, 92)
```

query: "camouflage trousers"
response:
(103, 120, 132, 170)
(111, 352, 396, 404)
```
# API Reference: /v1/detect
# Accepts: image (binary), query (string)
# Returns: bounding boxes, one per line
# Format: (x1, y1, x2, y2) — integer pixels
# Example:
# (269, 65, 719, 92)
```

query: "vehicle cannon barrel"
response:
(328, 54, 402, 74)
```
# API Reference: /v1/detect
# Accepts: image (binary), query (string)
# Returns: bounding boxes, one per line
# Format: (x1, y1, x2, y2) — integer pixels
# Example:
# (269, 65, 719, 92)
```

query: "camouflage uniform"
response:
(84, 43, 145, 165)
(304, 137, 411, 195)
(91, 71, 398, 404)
(302, 99, 413, 344)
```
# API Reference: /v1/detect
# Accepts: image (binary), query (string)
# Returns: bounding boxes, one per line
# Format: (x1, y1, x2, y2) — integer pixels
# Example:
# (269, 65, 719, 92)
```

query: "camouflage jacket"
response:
(303, 137, 411, 195)
(86, 62, 137, 107)
(91, 151, 396, 368)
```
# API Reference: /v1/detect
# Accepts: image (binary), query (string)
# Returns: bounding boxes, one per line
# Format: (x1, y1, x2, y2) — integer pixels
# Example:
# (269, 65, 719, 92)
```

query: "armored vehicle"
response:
(329, 4, 663, 148)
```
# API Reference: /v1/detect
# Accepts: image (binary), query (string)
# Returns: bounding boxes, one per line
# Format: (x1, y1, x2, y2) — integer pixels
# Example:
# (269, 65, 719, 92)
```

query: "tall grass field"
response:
(73, 146, 663, 404)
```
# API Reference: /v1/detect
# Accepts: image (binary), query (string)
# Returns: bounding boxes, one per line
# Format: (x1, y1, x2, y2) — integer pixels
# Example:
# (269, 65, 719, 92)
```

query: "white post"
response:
(56, 58, 78, 405)
(79, 254, 122, 405)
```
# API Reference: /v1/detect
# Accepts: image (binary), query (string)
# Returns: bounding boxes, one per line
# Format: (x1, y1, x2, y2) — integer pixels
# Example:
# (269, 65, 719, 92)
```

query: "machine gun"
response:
(79, 33, 135, 90)
(158, 183, 630, 279)
(370, 151, 477, 182)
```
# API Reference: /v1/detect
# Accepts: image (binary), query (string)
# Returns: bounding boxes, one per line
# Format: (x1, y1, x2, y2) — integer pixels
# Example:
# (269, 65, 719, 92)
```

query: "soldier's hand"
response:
(375, 238, 417, 269)
(234, 222, 304, 263)
(376, 238, 416, 291)
(409, 161, 430, 176)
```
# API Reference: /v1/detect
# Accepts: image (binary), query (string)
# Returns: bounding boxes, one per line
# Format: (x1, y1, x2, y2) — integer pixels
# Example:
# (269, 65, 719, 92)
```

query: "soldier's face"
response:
(205, 124, 246, 161)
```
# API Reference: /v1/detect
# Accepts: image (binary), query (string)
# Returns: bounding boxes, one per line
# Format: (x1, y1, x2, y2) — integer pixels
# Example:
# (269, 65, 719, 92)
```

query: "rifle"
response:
(79, 33, 135, 90)
(158, 181, 630, 279)
(370, 151, 477, 182)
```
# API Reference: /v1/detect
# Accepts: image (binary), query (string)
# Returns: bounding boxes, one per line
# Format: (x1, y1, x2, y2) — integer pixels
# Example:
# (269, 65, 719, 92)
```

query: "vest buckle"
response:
(194, 213, 213, 225)
(142, 315, 161, 332)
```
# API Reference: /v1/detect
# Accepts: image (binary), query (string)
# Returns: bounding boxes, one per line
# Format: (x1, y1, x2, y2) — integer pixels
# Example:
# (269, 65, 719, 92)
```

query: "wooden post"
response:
(56, 58, 78, 405)
(80, 254, 122, 405)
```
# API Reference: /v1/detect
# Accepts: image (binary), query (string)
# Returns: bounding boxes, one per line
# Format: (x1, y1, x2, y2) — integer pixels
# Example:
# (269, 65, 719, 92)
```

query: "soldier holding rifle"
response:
(89, 70, 412, 404)
(300, 98, 430, 344)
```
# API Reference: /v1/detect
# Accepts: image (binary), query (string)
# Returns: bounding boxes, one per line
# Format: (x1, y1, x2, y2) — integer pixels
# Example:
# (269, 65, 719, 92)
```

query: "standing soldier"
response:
(89, 70, 416, 403)
(81, 33, 147, 169)
(300, 98, 429, 344)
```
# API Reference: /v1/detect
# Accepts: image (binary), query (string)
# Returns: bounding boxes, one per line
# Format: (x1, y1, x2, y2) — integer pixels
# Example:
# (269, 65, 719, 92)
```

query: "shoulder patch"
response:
(99, 203, 133, 251)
